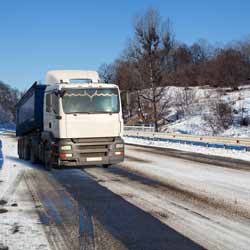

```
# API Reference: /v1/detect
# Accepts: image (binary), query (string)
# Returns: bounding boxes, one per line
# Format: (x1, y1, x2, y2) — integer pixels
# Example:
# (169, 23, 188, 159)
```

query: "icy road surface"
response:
(1, 134, 250, 250)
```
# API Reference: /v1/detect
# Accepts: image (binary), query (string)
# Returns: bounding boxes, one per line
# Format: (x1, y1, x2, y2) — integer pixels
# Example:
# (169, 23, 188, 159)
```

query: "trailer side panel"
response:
(16, 83, 46, 136)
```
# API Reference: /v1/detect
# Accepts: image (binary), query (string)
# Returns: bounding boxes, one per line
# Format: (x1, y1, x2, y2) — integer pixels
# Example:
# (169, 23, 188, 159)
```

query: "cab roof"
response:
(45, 70, 100, 84)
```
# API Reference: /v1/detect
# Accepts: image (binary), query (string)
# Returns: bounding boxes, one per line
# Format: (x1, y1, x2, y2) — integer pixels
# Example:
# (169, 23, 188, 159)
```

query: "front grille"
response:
(80, 152, 106, 158)
(72, 137, 115, 143)
(72, 137, 117, 159)
(78, 145, 107, 150)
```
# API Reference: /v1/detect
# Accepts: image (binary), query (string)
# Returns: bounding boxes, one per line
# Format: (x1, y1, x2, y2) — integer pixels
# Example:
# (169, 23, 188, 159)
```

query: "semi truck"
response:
(16, 70, 124, 170)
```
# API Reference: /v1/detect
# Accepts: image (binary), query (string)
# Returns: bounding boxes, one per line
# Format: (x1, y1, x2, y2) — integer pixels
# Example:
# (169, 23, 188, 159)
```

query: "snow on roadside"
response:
(0, 134, 51, 250)
(159, 85, 250, 138)
(163, 116, 212, 136)
(0, 135, 22, 204)
(0, 123, 15, 134)
(124, 136, 250, 162)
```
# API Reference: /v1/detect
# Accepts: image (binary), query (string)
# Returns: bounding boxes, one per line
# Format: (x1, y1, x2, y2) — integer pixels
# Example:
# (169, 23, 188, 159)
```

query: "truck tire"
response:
(24, 144, 30, 160)
(39, 143, 45, 163)
(18, 139, 23, 159)
(30, 146, 37, 164)
(103, 164, 111, 168)
(20, 139, 25, 159)
(44, 143, 53, 171)
(30, 138, 40, 164)
(44, 152, 52, 171)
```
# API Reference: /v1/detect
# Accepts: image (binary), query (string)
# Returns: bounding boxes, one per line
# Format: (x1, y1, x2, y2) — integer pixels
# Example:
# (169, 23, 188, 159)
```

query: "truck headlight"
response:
(116, 143, 124, 149)
(60, 145, 72, 151)
(115, 151, 124, 156)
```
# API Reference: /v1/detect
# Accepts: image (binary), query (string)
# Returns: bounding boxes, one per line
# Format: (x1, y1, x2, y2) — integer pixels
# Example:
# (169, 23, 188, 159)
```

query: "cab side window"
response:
(52, 94, 58, 114)
(46, 94, 52, 112)
(46, 93, 58, 114)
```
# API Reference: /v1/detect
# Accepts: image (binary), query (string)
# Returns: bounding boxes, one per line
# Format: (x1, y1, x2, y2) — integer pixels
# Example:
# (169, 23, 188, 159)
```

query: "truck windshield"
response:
(62, 88, 119, 114)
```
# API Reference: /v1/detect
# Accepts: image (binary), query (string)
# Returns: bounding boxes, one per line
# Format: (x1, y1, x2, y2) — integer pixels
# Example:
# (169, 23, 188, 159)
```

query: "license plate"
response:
(86, 157, 103, 162)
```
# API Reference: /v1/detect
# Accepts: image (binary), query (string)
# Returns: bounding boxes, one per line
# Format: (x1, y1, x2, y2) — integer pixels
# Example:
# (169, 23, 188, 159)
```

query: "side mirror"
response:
(55, 90, 66, 97)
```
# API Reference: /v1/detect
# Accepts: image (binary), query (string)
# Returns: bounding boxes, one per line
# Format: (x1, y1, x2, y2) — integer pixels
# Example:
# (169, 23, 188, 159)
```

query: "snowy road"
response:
(88, 145, 250, 250)
(1, 134, 250, 250)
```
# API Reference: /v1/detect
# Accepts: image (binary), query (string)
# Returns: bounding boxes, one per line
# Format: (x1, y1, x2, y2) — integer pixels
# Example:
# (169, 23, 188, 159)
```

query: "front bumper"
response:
(55, 137, 124, 167)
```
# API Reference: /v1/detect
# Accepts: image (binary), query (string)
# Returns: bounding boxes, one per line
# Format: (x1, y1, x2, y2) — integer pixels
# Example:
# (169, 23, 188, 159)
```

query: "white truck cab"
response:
(44, 70, 123, 138)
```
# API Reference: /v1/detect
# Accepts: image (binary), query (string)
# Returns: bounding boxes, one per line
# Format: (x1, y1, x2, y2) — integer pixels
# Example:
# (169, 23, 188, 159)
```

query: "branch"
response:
(139, 93, 154, 102)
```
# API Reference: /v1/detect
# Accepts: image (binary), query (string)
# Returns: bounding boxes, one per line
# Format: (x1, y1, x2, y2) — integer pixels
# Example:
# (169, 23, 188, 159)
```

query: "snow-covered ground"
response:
(0, 123, 15, 134)
(165, 115, 250, 138)
(124, 136, 250, 162)
(0, 134, 51, 250)
(157, 85, 250, 137)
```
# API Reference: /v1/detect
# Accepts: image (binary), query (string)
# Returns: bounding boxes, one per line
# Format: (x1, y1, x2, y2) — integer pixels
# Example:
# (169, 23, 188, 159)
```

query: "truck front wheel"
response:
(44, 144, 53, 171)
(103, 164, 111, 169)
(44, 152, 52, 171)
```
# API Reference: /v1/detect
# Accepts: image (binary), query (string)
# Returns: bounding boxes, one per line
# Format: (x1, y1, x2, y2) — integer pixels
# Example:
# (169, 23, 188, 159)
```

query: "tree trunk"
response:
(136, 90, 145, 121)
(152, 88, 158, 132)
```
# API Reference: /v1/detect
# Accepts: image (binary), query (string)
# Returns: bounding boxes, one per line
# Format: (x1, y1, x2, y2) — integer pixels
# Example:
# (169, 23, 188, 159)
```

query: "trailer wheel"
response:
(44, 152, 52, 171)
(24, 142, 30, 160)
(18, 139, 23, 159)
(30, 146, 37, 164)
(20, 139, 25, 159)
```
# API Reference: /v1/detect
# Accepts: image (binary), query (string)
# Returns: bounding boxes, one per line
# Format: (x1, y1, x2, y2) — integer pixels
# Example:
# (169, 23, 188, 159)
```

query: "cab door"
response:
(44, 92, 59, 138)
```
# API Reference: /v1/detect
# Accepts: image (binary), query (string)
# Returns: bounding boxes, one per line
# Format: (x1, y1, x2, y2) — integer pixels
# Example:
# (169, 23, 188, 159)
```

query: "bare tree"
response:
(125, 8, 174, 131)
(232, 37, 250, 63)
(174, 87, 197, 116)
(190, 42, 207, 64)
(0, 105, 13, 123)
(98, 63, 116, 83)
(0, 81, 21, 122)
(212, 49, 249, 89)
(203, 95, 233, 135)
(174, 44, 192, 68)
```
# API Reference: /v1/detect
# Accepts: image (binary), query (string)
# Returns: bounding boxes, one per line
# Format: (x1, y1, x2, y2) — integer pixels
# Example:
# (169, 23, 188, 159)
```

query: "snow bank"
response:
(0, 135, 51, 250)
(159, 85, 250, 138)
(0, 123, 16, 134)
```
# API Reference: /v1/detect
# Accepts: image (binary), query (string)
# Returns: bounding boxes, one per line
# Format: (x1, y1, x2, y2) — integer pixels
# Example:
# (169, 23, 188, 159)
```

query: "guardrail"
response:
(124, 126, 155, 133)
(123, 127, 250, 151)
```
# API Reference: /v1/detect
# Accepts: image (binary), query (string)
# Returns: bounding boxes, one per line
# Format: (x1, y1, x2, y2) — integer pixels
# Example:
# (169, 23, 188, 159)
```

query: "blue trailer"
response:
(16, 82, 46, 160)
(16, 82, 46, 137)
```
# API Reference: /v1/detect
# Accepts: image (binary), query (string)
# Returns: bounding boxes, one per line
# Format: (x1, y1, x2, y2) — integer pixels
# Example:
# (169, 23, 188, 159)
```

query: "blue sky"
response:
(0, 0, 249, 90)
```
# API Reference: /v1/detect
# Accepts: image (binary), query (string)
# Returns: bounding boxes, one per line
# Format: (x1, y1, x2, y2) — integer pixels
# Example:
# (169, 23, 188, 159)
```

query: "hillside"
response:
(126, 85, 250, 138)
(0, 81, 20, 128)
